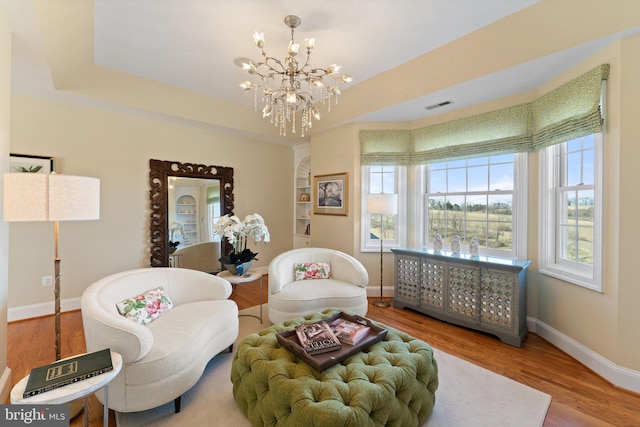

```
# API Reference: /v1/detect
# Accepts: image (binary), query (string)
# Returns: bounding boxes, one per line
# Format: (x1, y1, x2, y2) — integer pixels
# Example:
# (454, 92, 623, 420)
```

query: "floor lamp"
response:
(367, 193, 397, 308)
(3, 173, 100, 361)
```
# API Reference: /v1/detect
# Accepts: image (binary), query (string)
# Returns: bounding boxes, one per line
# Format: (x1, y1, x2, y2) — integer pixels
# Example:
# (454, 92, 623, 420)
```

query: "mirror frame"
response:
(149, 159, 234, 267)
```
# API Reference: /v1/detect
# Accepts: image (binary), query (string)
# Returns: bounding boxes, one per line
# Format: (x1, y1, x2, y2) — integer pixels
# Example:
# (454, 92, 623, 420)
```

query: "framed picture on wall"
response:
(313, 172, 348, 216)
(9, 154, 54, 174)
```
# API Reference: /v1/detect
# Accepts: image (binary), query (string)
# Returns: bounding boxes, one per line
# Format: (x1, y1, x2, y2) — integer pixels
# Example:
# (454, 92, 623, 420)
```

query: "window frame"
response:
(538, 133, 604, 292)
(360, 165, 407, 252)
(420, 153, 528, 260)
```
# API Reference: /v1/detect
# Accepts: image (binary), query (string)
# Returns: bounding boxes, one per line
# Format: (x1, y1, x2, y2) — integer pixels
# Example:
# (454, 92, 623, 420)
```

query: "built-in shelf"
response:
(294, 153, 311, 248)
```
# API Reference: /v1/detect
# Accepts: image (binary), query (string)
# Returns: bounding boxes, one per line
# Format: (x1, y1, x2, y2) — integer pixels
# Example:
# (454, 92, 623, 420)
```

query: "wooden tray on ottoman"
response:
(276, 312, 388, 371)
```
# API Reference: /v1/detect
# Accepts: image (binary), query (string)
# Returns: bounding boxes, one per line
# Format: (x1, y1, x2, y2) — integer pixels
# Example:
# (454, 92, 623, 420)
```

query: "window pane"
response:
(370, 213, 397, 241)
(490, 163, 514, 191)
(465, 221, 486, 245)
(582, 134, 595, 149)
(382, 172, 396, 193)
(577, 226, 593, 265)
(446, 195, 465, 212)
(369, 174, 383, 193)
(468, 165, 488, 191)
(447, 159, 466, 168)
(383, 214, 396, 240)
(428, 196, 445, 212)
(428, 219, 445, 241)
(567, 138, 583, 152)
(446, 211, 464, 238)
(567, 152, 582, 186)
(446, 195, 465, 237)
(562, 191, 577, 223)
(467, 157, 488, 166)
(448, 168, 466, 192)
(487, 221, 512, 249)
(563, 225, 578, 262)
(582, 149, 594, 185)
(430, 169, 446, 193)
(430, 161, 447, 171)
(490, 153, 514, 163)
(369, 214, 380, 239)
(578, 190, 594, 222)
(487, 195, 512, 219)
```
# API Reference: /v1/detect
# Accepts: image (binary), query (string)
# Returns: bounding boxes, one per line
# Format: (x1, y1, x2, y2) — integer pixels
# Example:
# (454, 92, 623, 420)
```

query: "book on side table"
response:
(23, 348, 113, 398)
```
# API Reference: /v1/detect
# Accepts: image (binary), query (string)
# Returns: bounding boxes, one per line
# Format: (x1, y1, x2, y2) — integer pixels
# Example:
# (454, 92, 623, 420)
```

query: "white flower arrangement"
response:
(214, 213, 270, 265)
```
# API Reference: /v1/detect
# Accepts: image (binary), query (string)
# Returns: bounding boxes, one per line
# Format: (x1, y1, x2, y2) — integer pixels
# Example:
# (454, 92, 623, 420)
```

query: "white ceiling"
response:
(1, 0, 638, 142)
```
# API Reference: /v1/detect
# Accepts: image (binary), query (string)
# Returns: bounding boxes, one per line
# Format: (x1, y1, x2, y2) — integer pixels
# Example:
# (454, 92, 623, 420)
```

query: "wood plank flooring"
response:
(6, 277, 640, 426)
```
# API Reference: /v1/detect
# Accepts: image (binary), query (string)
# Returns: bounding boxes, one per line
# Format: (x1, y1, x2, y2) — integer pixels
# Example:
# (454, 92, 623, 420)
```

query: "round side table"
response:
(218, 270, 264, 323)
(11, 351, 123, 427)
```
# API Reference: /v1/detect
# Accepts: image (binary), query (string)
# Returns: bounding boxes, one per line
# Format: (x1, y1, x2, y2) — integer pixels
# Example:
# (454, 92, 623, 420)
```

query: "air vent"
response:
(425, 100, 453, 111)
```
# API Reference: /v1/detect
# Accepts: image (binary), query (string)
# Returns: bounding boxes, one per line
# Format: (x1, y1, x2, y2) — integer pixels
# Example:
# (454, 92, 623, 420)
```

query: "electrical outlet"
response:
(42, 275, 53, 287)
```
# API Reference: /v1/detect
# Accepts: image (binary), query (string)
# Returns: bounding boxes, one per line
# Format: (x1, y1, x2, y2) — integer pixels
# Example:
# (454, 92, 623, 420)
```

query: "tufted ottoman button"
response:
(230, 309, 438, 427)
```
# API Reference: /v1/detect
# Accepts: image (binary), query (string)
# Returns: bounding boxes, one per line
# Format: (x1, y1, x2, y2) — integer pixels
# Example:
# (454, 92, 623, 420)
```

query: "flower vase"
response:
(225, 261, 253, 276)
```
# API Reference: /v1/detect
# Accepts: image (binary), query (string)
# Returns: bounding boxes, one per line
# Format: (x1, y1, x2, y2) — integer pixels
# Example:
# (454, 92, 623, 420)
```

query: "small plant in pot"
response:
(169, 221, 185, 254)
(168, 240, 180, 254)
(214, 213, 270, 275)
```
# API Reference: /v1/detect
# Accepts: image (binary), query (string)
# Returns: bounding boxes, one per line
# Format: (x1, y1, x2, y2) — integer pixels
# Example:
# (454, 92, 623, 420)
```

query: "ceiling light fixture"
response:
(239, 15, 352, 137)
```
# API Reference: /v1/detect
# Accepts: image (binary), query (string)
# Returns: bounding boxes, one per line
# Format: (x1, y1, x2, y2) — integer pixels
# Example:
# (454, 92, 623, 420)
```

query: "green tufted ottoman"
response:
(231, 309, 439, 427)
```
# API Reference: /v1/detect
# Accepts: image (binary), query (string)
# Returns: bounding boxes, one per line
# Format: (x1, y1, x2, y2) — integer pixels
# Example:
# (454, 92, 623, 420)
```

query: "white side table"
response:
(11, 351, 123, 427)
(218, 270, 264, 323)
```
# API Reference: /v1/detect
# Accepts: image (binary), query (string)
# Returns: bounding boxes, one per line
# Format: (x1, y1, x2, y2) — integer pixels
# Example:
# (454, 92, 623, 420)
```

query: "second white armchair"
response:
(268, 247, 369, 324)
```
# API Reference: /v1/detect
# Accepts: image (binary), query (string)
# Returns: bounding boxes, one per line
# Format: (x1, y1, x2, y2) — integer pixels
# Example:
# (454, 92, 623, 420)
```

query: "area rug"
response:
(116, 305, 551, 427)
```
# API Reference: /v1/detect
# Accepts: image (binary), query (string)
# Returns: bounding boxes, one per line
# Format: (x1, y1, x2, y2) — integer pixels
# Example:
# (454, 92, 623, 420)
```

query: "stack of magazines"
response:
(295, 321, 342, 355)
(295, 317, 372, 355)
(329, 317, 371, 345)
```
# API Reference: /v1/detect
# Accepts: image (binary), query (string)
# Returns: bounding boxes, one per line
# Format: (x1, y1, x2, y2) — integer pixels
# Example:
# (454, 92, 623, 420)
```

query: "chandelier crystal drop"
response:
(239, 15, 352, 137)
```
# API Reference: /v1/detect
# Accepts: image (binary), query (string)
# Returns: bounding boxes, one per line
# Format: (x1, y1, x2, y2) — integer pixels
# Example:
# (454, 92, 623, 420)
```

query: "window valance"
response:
(360, 64, 609, 165)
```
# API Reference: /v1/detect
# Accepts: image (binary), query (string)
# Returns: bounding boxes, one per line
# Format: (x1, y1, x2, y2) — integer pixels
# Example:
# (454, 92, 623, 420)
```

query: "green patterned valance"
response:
(531, 64, 609, 150)
(360, 64, 609, 164)
(360, 130, 412, 165)
(411, 104, 532, 163)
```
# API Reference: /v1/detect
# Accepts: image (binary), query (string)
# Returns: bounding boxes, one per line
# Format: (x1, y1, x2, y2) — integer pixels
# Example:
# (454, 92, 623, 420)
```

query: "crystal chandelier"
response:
(240, 15, 352, 137)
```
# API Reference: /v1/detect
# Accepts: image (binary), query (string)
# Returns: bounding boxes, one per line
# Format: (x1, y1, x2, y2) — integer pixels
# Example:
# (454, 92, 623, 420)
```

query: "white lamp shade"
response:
(366, 193, 398, 215)
(4, 173, 100, 222)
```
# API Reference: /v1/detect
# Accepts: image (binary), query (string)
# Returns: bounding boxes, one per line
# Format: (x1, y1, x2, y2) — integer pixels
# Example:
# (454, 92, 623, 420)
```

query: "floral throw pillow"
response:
(116, 287, 174, 325)
(294, 262, 331, 281)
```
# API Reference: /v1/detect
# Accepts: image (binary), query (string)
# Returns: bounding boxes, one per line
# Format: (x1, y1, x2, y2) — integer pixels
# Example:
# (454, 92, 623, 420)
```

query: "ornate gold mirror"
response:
(149, 159, 234, 267)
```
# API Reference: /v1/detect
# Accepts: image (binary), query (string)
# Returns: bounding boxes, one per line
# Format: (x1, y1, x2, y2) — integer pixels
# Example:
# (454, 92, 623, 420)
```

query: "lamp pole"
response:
(373, 211, 390, 307)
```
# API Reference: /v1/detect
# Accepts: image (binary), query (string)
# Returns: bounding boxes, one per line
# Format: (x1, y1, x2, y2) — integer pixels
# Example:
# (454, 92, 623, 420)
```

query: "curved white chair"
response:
(172, 241, 220, 273)
(81, 267, 238, 413)
(268, 248, 369, 324)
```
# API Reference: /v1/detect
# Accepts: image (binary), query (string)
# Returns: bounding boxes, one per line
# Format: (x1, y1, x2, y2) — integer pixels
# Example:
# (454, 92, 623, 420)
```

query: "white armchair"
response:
(172, 241, 220, 273)
(81, 267, 238, 413)
(268, 248, 369, 324)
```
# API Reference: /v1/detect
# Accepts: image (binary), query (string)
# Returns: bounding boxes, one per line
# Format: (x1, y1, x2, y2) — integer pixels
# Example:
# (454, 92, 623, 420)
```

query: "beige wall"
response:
(7, 94, 293, 309)
(310, 34, 640, 373)
(0, 8, 11, 401)
(610, 33, 640, 369)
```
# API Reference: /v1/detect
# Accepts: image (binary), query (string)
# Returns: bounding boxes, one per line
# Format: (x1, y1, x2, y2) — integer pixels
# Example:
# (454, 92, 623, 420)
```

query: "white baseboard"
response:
(527, 316, 640, 394)
(0, 367, 11, 404)
(366, 285, 394, 298)
(8, 297, 81, 322)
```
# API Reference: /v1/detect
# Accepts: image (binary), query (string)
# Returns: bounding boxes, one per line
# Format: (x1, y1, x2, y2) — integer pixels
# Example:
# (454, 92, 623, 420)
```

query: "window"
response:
(539, 133, 603, 291)
(423, 153, 527, 259)
(361, 165, 406, 252)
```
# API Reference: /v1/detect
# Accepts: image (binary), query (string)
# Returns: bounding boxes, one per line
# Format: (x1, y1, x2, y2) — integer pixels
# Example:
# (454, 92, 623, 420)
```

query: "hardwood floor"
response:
(7, 277, 640, 426)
